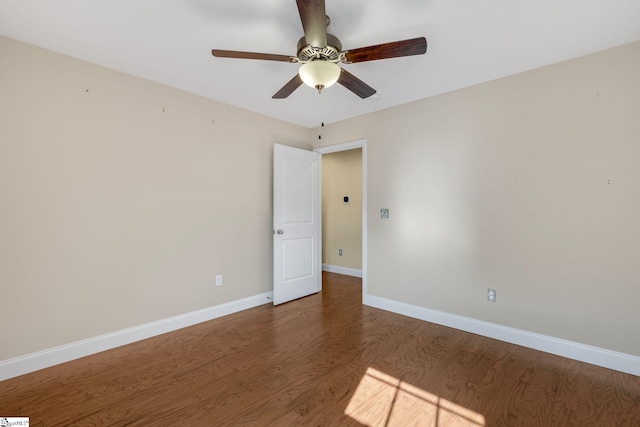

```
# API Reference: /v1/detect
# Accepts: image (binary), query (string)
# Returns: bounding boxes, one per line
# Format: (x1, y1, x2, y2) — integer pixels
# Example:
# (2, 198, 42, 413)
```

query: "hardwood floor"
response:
(2, 272, 639, 426)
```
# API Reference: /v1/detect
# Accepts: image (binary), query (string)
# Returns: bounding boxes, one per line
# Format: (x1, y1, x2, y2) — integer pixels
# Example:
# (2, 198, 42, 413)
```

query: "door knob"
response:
(276, 229, 284, 235)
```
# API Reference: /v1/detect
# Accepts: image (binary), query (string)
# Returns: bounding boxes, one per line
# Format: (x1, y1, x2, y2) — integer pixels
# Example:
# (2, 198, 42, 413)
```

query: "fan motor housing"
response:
(296, 33, 342, 62)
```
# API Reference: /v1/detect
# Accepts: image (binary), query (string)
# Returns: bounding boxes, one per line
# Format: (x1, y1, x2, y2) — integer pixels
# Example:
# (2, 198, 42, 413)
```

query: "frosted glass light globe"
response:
(299, 61, 341, 93)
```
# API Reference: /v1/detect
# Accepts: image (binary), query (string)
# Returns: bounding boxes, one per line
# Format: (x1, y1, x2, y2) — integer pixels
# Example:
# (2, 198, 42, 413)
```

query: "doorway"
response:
(315, 140, 367, 302)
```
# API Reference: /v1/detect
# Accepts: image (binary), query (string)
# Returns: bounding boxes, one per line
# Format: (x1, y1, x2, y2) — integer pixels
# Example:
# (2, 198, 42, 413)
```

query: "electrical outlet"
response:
(338, 249, 343, 256)
(487, 288, 496, 302)
(216, 275, 222, 287)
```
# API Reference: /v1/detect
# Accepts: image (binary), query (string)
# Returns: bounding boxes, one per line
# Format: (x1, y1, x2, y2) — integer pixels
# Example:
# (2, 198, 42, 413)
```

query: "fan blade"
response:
(273, 74, 304, 99)
(343, 37, 427, 63)
(296, 0, 327, 48)
(337, 68, 376, 99)
(212, 49, 296, 63)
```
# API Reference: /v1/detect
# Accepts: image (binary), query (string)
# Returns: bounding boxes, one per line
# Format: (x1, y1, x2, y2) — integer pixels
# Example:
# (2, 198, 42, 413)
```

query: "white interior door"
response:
(273, 144, 321, 305)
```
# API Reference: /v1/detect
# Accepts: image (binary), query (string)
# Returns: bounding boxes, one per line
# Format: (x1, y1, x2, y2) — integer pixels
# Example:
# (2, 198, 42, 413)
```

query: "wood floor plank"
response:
(1, 272, 639, 426)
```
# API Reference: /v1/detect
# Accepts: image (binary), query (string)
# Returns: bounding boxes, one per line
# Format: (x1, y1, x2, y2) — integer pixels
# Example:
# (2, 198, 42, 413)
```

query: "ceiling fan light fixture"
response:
(299, 60, 341, 93)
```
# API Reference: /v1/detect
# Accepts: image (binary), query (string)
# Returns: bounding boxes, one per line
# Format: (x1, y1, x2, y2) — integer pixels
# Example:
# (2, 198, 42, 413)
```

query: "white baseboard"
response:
(5, 290, 637, 382)
(322, 264, 363, 278)
(364, 294, 640, 377)
(0, 291, 273, 382)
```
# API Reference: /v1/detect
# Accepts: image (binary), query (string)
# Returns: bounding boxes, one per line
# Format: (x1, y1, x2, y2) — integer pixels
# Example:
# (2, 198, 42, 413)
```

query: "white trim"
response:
(364, 294, 640, 377)
(322, 264, 363, 278)
(0, 292, 273, 382)
(314, 140, 366, 154)
(314, 139, 367, 303)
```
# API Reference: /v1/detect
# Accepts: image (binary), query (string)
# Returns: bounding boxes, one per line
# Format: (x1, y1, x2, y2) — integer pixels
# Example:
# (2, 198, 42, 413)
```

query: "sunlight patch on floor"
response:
(345, 367, 485, 426)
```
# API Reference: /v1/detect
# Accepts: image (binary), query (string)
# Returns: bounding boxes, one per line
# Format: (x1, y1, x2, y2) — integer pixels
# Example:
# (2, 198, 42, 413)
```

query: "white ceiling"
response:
(1, 0, 639, 128)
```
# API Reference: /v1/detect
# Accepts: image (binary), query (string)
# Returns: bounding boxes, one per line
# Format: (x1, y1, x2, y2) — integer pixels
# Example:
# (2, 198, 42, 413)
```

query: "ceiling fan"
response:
(211, 0, 427, 99)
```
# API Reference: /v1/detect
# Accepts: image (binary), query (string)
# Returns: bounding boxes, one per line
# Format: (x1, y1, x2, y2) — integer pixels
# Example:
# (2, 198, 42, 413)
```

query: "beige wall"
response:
(321, 149, 362, 269)
(3, 34, 639, 363)
(0, 36, 311, 360)
(314, 41, 640, 357)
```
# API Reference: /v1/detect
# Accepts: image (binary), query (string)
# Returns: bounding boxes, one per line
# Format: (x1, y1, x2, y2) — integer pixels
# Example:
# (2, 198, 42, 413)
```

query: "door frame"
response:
(314, 139, 367, 303)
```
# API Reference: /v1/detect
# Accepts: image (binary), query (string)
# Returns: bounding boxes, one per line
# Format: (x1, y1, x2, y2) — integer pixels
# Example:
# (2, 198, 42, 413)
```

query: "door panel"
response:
(273, 144, 321, 305)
